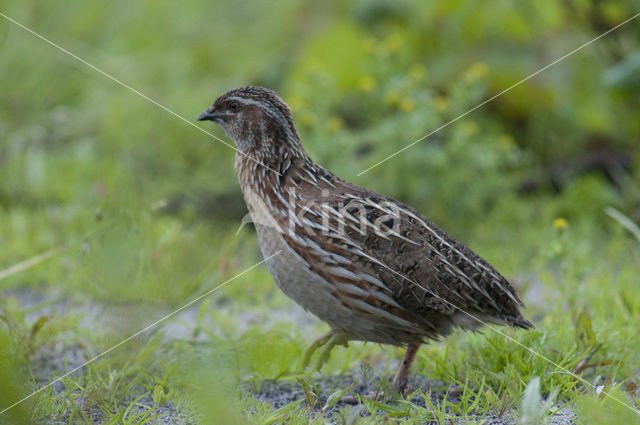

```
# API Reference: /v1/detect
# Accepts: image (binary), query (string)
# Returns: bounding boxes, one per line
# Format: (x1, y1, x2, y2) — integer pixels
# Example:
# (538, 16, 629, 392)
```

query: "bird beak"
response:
(197, 107, 220, 122)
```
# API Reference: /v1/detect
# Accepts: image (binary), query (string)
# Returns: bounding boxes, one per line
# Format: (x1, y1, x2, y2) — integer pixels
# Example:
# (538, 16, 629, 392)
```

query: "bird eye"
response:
(230, 101, 238, 110)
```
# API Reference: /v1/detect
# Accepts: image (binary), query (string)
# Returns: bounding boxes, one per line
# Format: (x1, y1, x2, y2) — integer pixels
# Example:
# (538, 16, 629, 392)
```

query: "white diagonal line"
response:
(0, 250, 281, 415)
(357, 11, 640, 176)
(248, 189, 638, 414)
(0, 226, 116, 281)
(0, 246, 62, 281)
(2, 6, 637, 416)
(378, 262, 639, 416)
(0, 11, 281, 177)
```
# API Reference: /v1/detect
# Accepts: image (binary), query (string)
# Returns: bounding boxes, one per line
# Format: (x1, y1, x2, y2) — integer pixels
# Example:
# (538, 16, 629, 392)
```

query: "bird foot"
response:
(342, 342, 420, 402)
(301, 330, 350, 371)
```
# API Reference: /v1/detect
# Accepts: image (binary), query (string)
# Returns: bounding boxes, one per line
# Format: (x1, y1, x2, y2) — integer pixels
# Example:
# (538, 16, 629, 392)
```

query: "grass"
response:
(2, 189, 639, 423)
(2, 0, 640, 423)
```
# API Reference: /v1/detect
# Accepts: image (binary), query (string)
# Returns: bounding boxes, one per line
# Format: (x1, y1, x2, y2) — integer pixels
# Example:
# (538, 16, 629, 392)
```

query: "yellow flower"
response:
(409, 64, 427, 80)
(399, 97, 415, 112)
(434, 96, 449, 112)
(463, 61, 489, 82)
(328, 117, 344, 132)
(299, 113, 314, 128)
(382, 33, 402, 53)
(384, 92, 401, 107)
(460, 121, 477, 136)
(498, 134, 515, 151)
(358, 76, 376, 92)
(553, 218, 568, 230)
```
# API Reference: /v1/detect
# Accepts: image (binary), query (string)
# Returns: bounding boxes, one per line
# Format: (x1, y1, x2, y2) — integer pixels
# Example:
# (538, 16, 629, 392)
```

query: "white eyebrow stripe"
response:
(226, 96, 261, 105)
(226, 96, 279, 116)
(225, 96, 298, 142)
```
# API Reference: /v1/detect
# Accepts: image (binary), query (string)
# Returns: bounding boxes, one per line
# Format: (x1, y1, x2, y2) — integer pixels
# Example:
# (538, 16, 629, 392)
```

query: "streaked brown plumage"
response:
(198, 86, 532, 391)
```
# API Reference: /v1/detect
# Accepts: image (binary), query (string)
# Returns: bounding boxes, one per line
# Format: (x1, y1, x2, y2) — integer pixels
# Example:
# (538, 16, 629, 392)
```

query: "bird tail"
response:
(510, 315, 534, 330)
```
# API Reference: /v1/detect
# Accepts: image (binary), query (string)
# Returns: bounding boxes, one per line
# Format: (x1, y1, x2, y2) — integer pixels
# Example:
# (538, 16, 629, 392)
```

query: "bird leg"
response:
(315, 332, 350, 370)
(301, 331, 333, 369)
(343, 344, 422, 404)
(301, 330, 350, 370)
(391, 343, 420, 393)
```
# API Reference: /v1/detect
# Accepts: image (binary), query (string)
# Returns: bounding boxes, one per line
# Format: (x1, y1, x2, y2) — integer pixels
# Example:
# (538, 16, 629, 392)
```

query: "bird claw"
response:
(301, 331, 350, 371)
(301, 332, 332, 369)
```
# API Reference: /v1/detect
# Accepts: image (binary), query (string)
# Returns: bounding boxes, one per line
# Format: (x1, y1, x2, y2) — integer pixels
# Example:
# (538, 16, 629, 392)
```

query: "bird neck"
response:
(235, 144, 314, 214)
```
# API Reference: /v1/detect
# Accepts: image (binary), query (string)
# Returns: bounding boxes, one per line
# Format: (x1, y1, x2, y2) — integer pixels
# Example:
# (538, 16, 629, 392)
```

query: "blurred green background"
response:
(1, 0, 639, 424)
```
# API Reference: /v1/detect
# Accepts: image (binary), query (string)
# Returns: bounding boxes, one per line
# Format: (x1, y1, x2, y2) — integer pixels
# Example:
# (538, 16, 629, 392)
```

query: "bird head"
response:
(198, 86, 303, 155)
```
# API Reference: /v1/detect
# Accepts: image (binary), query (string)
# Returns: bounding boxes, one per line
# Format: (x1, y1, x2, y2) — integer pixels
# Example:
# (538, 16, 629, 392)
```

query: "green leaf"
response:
(574, 310, 597, 351)
(605, 207, 640, 244)
(262, 399, 304, 425)
(29, 316, 50, 341)
(322, 380, 357, 413)
(520, 377, 543, 424)
(152, 384, 169, 407)
(297, 377, 318, 412)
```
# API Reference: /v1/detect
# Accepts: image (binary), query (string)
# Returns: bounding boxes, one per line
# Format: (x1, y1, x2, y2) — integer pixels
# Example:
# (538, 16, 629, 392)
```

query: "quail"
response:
(198, 86, 532, 392)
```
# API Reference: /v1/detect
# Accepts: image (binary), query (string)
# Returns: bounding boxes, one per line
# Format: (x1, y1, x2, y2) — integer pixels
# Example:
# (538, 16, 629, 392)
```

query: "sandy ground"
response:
(5, 287, 576, 424)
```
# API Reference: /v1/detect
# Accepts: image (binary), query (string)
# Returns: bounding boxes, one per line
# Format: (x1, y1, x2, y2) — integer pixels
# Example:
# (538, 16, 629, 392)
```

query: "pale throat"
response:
(224, 122, 256, 152)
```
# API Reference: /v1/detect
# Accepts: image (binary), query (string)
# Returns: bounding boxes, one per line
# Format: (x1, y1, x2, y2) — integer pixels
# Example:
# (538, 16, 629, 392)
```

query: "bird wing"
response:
(280, 165, 530, 329)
